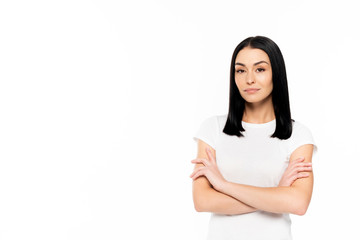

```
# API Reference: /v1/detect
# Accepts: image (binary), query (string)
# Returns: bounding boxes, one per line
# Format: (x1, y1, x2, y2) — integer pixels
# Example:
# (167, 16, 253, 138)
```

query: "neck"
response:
(242, 96, 275, 124)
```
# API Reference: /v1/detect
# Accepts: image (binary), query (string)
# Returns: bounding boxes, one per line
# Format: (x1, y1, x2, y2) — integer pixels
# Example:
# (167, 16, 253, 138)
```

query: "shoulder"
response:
(194, 114, 227, 150)
(217, 113, 228, 125)
(288, 119, 317, 156)
(291, 120, 313, 137)
(196, 113, 228, 139)
(200, 113, 227, 128)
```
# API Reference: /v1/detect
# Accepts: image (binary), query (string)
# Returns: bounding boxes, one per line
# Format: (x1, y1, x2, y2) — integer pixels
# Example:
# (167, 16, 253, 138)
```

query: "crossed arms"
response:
(191, 139, 315, 216)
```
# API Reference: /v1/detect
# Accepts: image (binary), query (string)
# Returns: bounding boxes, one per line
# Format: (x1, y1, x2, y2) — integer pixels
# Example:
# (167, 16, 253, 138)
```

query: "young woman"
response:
(190, 36, 317, 240)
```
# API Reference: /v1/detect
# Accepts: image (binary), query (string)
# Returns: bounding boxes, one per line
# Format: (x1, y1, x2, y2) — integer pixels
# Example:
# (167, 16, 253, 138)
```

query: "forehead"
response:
(235, 47, 270, 64)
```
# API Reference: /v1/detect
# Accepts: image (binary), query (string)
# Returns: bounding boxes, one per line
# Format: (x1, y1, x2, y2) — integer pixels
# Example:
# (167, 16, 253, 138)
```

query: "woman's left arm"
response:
(191, 144, 315, 216)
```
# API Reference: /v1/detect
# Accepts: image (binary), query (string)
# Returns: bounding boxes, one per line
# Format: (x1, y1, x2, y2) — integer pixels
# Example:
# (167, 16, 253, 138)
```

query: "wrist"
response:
(215, 179, 229, 193)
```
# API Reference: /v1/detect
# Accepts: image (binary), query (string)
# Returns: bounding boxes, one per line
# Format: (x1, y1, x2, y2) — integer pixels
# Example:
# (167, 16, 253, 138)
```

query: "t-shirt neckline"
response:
(241, 118, 276, 128)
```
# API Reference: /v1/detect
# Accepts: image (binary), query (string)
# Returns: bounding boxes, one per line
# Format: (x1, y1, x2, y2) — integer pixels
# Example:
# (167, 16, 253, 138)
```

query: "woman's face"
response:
(234, 47, 273, 104)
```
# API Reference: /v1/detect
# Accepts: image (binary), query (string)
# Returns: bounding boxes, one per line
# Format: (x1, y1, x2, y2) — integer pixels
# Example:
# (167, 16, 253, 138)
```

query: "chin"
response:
(242, 96, 263, 103)
(241, 93, 272, 104)
(245, 100, 262, 104)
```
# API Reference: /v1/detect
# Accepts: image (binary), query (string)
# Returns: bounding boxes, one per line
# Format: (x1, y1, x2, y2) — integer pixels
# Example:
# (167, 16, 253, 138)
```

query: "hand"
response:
(278, 157, 312, 187)
(190, 147, 227, 191)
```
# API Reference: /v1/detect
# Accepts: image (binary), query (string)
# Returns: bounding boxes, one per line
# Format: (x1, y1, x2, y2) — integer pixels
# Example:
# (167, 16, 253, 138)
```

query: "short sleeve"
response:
(193, 115, 219, 150)
(287, 121, 318, 158)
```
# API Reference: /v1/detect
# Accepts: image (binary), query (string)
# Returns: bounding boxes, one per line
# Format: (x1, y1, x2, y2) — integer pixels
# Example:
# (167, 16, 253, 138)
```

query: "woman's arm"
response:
(193, 177, 257, 215)
(192, 140, 256, 215)
(213, 144, 315, 215)
(191, 140, 312, 215)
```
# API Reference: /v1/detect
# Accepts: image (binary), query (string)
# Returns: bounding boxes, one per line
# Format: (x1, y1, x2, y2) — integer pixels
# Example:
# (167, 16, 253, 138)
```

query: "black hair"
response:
(223, 36, 293, 140)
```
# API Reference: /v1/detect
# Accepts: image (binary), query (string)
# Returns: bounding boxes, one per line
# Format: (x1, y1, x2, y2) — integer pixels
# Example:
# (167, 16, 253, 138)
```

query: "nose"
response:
(246, 72, 255, 84)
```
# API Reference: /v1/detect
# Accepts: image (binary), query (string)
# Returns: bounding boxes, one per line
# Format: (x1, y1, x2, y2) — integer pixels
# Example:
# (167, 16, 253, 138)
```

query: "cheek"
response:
(234, 79, 245, 97)
(234, 77, 242, 88)
(267, 80, 273, 92)
(259, 73, 273, 90)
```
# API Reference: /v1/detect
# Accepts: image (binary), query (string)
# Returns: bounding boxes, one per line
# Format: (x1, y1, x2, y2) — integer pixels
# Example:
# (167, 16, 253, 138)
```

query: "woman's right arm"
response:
(191, 139, 312, 215)
(192, 139, 257, 215)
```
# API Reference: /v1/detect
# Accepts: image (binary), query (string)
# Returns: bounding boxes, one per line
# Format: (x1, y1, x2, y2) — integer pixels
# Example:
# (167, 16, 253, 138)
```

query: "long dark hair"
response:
(223, 36, 293, 140)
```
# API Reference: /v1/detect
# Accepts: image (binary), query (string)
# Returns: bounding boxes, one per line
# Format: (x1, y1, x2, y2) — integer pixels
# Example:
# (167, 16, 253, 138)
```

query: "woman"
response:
(190, 36, 317, 240)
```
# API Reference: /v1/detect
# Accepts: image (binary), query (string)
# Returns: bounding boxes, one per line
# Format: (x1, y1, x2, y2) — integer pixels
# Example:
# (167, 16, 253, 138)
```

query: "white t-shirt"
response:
(193, 114, 317, 240)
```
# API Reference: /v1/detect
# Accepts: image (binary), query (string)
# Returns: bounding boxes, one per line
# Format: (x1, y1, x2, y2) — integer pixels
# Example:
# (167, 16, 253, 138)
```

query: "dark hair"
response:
(223, 36, 293, 139)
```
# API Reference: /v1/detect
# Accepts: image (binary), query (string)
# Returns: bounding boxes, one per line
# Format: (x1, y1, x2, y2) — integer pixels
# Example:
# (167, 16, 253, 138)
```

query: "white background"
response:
(0, 0, 359, 239)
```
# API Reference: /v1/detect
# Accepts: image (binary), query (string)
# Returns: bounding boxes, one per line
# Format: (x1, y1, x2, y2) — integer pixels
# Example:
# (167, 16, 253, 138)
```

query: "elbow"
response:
(291, 201, 309, 216)
(194, 203, 204, 212)
(193, 197, 207, 212)
(288, 188, 311, 216)
(293, 207, 307, 216)
(193, 192, 210, 212)
(192, 181, 212, 213)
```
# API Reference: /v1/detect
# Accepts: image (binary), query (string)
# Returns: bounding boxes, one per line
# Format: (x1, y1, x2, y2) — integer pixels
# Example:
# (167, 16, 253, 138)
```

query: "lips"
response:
(245, 88, 260, 93)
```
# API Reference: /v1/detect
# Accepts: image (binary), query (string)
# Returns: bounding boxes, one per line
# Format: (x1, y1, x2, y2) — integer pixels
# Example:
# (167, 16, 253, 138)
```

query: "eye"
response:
(256, 68, 265, 72)
(236, 69, 245, 73)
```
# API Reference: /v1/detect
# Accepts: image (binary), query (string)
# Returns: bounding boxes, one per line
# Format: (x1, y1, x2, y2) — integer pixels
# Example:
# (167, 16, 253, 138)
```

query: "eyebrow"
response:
(235, 60, 269, 67)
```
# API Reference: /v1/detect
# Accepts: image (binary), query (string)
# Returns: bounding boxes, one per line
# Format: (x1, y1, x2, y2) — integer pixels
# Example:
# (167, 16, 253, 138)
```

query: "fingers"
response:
(289, 158, 312, 171)
(291, 172, 310, 182)
(191, 158, 210, 167)
(206, 147, 216, 163)
(288, 163, 313, 184)
(191, 147, 216, 166)
(190, 166, 205, 180)
(298, 172, 310, 178)
(294, 157, 305, 162)
(190, 152, 215, 180)
(293, 162, 312, 170)
(296, 166, 313, 172)
(289, 164, 312, 176)
(291, 157, 305, 167)
(190, 147, 215, 168)
(279, 157, 313, 187)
